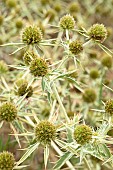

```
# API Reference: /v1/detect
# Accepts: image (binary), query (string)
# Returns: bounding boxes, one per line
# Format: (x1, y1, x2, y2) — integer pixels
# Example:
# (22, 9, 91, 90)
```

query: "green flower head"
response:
(101, 55, 112, 68)
(22, 26, 43, 45)
(0, 102, 17, 122)
(30, 57, 48, 77)
(105, 99, 113, 115)
(59, 14, 75, 30)
(34, 120, 56, 145)
(23, 51, 37, 65)
(6, 0, 17, 8)
(88, 24, 107, 43)
(82, 88, 97, 103)
(0, 60, 8, 74)
(69, 40, 83, 55)
(74, 124, 92, 145)
(90, 68, 99, 79)
(0, 151, 15, 170)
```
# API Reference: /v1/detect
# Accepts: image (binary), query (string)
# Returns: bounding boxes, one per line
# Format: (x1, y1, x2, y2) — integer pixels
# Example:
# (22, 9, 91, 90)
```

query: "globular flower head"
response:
(0, 151, 15, 170)
(0, 15, 3, 26)
(0, 60, 8, 74)
(59, 14, 75, 30)
(90, 68, 99, 79)
(45, 9, 56, 22)
(54, 3, 62, 12)
(68, 2, 80, 14)
(74, 124, 92, 145)
(69, 40, 83, 55)
(6, 0, 17, 8)
(15, 19, 23, 29)
(88, 24, 107, 43)
(22, 26, 43, 45)
(82, 88, 97, 103)
(105, 99, 113, 115)
(15, 79, 33, 98)
(34, 120, 56, 145)
(0, 102, 17, 122)
(23, 51, 37, 65)
(101, 55, 112, 68)
(30, 57, 48, 77)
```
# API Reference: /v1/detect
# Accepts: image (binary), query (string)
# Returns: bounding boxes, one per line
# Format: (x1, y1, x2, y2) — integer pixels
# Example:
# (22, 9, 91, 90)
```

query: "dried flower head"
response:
(0, 102, 17, 122)
(74, 124, 92, 145)
(105, 99, 113, 115)
(22, 26, 43, 45)
(90, 68, 99, 79)
(101, 55, 112, 68)
(59, 14, 75, 30)
(30, 57, 48, 77)
(68, 2, 80, 14)
(0, 151, 15, 170)
(88, 24, 107, 43)
(69, 40, 83, 55)
(34, 120, 56, 145)
(15, 79, 33, 98)
(82, 88, 97, 103)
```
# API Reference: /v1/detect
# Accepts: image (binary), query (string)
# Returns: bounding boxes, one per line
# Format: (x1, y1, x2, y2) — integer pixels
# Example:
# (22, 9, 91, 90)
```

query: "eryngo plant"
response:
(0, 4, 113, 170)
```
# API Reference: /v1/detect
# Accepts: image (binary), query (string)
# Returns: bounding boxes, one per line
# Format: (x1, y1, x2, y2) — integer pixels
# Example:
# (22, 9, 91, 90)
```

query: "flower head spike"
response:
(34, 120, 57, 145)
(22, 26, 43, 45)
(0, 102, 17, 122)
(105, 99, 113, 115)
(69, 40, 83, 55)
(0, 151, 15, 170)
(88, 24, 107, 43)
(23, 50, 37, 65)
(59, 14, 75, 30)
(30, 57, 48, 77)
(74, 124, 92, 145)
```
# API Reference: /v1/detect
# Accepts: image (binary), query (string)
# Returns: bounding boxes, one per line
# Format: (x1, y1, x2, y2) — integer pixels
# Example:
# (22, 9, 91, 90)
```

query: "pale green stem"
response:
(52, 82, 70, 123)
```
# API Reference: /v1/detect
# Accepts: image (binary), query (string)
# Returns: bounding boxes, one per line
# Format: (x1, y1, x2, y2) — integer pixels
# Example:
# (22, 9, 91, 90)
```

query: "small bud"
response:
(82, 88, 97, 103)
(34, 120, 56, 145)
(105, 99, 113, 115)
(59, 14, 75, 30)
(69, 40, 83, 55)
(0, 102, 17, 122)
(101, 55, 112, 68)
(54, 3, 62, 12)
(30, 57, 48, 77)
(22, 26, 43, 45)
(0, 151, 15, 170)
(90, 68, 99, 79)
(74, 124, 92, 145)
(23, 51, 37, 65)
(6, 0, 17, 8)
(15, 19, 23, 29)
(88, 24, 107, 43)
(0, 60, 8, 74)
(15, 79, 33, 98)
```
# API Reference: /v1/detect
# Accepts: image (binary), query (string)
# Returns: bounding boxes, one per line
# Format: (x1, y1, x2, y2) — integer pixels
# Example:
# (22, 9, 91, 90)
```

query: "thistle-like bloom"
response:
(59, 14, 75, 30)
(15, 79, 33, 98)
(22, 26, 43, 45)
(69, 40, 83, 55)
(105, 99, 113, 115)
(34, 120, 56, 145)
(30, 57, 48, 77)
(88, 24, 107, 43)
(90, 68, 99, 79)
(101, 55, 112, 68)
(23, 51, 37, 65)
(82, 88, 97, 103)
(0, 151, 15, 170)
(0, 102, 17, 122)
(74, 124, 92, 145)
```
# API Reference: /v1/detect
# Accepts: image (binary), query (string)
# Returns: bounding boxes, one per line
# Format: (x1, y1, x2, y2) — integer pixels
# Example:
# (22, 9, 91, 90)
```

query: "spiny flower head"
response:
(101, 55, 112, 68)
(105, 99, 113, 115)
(90, 68, 99, 79)
(0, 151, 15, 170)
(30, 57, 48, 77)
(22, 26, 43, 45)
(15, 79, 33, 98)
(82, 88, 97, 103)
(0, 102, 17, 122)
(23, 51, 37, 65)
(88, 24, 107, 43)
(0, 60, 8, 74)
(74, 124, 92, 145)
(69, 40, 83, 55)
(34, 120, 56, 145)
(59, 14, 75, 30)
